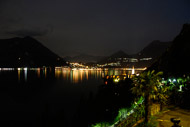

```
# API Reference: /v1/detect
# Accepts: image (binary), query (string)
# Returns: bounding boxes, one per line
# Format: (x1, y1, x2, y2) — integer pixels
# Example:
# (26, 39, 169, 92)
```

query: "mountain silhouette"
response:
(150, 24, 190, 76)
(109, 50, 130, 58)
(0, 36, 66, 67)
(64, 54, 104, 63)
(97, 42, 171, 68)
(97, 50, 130, 64)
(137, 40, 171, 59)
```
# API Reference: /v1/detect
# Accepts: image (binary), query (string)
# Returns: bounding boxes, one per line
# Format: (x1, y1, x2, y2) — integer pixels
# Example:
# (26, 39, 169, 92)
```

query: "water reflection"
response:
(14, 67, 144, 83)
(55, 68, 91, 83)
(37, 68, 40, 78)
(43, 68, 47, 78)
(17, 68, 41, 82)
(54, 68, 132, 83)
(0, 67, 145, 126)
(24, 68, 27, 81)
(18, 68, 21, 82)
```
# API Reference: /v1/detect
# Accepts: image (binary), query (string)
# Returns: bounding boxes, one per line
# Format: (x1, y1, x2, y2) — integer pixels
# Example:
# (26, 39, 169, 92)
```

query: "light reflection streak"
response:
(54, 68, 107, 83)
(72, 70, 79, 83)
(18, 69, 21, 82)
(80, 70, 83, 81)
(13, 67, 145, 83)
(37, 68, 40, 78)
(55, 68, 61, 79)
(62, 69, 67, 79)
(0, 68, 14, 71)
(85, 70, 88, 80)
(44, 68, 47, 78)
(24, 69, 27, 81)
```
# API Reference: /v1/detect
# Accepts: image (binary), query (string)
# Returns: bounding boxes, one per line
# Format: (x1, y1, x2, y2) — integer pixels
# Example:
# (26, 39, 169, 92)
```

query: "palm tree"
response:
(131, 70, 168, 123)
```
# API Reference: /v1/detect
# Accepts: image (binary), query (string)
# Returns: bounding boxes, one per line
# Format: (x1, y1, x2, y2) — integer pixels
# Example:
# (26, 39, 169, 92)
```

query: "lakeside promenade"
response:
(155, 107, 190, 127)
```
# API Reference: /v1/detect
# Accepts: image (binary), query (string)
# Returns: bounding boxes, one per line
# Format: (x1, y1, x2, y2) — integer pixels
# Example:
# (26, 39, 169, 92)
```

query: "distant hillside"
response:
(64, 54, 105, 63)
(150, 24, 190, 76)
(0, 36, 66, 67)
(137, 40, 171, 59)
(132, 40, 171, 68)
(96, 50, 138, 67)
(98, 50, 130, 64)
(110, 50, 130, 58)
(97, 42, 171, 68)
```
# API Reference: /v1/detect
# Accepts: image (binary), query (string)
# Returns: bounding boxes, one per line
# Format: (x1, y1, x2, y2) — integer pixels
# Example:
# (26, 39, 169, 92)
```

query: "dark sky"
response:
(0, 0, 190, 56)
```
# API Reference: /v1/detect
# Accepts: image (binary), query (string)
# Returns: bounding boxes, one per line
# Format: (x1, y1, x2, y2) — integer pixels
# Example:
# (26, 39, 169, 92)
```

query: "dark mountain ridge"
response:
(97, 50, 130, 64)
(97, 41, 171, 68)
(64, 54, 105, 63)
(63, 40, 171, 65)
(110, 50, 130, 58)
(137, 40, 171, 59)
(150, 23, 190, 76)
(0, 36, 66, 67)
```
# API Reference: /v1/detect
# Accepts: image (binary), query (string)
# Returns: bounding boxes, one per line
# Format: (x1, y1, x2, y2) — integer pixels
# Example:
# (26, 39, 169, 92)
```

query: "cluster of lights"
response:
(114, 78, 120, 82)
(71, 68, 102, 71)
(161, 76, 190, 92)
(139, 57, 152, 61)
(70, 62, 88, 68)
(17, 67, 44, 71)
(97, 62, 121, 67)
(0, 67, 43, 71)
(0, 68, 15, 71)
(97, 57, 152, 67)
(17, 67, 28, 71)
(0, 67, 41, 71)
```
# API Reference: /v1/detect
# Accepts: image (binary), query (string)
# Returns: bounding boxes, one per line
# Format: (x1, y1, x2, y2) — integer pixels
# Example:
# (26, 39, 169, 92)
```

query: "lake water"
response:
(0, 68, 137, 127)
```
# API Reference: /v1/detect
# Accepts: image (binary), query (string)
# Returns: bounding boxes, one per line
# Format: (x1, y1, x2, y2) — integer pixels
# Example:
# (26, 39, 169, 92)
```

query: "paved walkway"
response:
(155, 107, 190, 127)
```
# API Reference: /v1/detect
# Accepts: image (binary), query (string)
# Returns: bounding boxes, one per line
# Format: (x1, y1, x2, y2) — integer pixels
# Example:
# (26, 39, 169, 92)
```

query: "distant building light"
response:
(129, 58, 138, 62)
(140, 58, 152, 61)
(24, 67, 27, 71)
(132, 66, 135, 75)
(0, 68, 14, 71)
(114, 78, 120, 82)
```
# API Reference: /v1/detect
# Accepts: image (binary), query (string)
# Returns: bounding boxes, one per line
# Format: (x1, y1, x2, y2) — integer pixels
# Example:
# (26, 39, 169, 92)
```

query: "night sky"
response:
(0, 0, 189, 56)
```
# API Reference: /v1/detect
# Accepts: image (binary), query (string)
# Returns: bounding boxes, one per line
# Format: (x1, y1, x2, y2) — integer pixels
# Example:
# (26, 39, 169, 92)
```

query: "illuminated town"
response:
(0, 1, 190, 127)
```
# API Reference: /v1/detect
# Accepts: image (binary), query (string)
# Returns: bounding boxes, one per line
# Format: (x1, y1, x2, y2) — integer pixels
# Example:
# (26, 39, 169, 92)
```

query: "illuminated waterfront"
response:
(0, 67, 146, 83)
